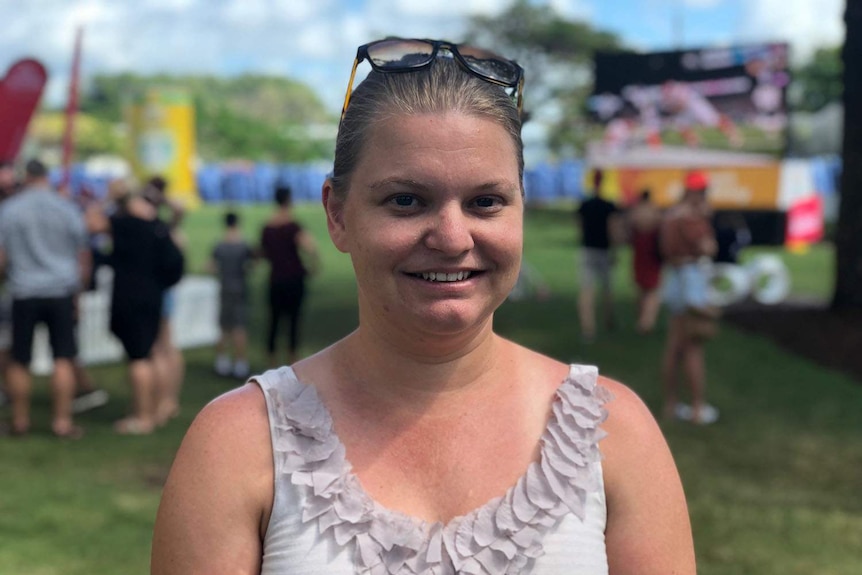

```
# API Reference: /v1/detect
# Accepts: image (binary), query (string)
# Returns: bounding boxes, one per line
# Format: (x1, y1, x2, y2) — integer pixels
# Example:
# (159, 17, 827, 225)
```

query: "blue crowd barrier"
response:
(810, 155, 841, 197)
(54, 156, 842, 206)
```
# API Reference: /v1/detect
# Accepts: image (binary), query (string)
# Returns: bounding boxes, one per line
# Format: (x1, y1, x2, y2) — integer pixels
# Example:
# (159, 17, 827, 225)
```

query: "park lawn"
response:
(0, 204, 859, 575)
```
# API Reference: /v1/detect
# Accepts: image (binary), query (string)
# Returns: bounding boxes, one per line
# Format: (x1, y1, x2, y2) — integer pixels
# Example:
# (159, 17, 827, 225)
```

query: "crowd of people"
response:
(209, 183, 319, 380)
(1, 36, 748, 574)
(0, 156, 324, 439)
(0, 162, 190, 437)
(4, 164, 731, 430)
(575, 168, 750, 426)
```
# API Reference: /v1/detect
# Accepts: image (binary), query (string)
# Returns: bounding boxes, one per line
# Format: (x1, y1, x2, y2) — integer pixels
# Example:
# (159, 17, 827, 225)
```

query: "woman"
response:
(260, 184, 319, 367)
(86, 179, 182, 434)
(143, 175, 187, 427)
(152, 38, 695, 574)
(659, 171, 719, 425)
(628, 189, 663, 333)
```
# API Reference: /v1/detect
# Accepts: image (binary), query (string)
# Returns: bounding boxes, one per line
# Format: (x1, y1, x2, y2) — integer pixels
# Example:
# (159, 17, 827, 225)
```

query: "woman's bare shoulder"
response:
(596, 375, 687, 507)
(596, 379, 696, 573)
(179, 383, 272, 468)
(197, 382, 268, 423)
(152, 384, 274, 575)
(597, 377, 661, 443)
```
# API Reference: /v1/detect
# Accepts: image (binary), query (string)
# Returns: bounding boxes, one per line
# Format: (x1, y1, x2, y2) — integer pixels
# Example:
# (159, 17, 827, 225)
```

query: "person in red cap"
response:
(658, 170, 719, 424)
(683, 170, 709, 191)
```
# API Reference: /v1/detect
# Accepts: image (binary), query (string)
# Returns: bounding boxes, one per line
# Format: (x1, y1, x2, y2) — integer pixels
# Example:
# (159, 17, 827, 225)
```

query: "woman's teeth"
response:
(418, 271, 472, 282)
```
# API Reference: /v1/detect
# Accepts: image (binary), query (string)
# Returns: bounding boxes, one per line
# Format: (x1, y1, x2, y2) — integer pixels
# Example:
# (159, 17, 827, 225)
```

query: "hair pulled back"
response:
(330, 57, 524, 198)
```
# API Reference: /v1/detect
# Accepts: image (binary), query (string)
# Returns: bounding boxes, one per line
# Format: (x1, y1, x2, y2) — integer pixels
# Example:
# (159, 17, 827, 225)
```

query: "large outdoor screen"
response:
(588, 43, 790, 158)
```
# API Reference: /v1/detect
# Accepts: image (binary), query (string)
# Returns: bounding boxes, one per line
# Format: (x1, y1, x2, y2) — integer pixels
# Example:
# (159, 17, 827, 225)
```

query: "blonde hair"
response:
(330, 58, 523, 198)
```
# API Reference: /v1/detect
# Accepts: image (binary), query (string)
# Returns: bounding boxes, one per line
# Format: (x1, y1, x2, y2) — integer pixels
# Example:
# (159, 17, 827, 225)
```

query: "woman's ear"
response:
(322, 179, 349, 253)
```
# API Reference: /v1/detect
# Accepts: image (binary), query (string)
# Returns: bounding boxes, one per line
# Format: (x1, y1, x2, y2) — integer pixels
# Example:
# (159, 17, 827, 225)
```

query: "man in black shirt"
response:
(576, 169, 621, 342)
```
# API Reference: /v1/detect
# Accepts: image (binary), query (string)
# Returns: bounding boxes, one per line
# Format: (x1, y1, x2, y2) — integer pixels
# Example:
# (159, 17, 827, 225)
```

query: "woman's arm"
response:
(151, 384, 274, 575)
(84, 204, 110, 235)
(297, 230, 321, 276)
(600, 378, 697, 575)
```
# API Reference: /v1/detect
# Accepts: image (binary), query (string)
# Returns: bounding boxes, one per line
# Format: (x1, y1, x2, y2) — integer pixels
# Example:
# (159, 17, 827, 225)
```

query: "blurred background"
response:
(1, 1, 861, 574)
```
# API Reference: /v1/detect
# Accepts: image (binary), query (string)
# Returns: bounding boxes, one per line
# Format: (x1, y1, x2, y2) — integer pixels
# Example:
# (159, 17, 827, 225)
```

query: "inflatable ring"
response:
(745, 255, 791, 305)
(708, 263, 752, 307)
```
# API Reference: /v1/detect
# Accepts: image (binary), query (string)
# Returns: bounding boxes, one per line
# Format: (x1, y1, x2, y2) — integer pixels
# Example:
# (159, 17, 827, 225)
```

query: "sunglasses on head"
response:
(340, 37, 525, 122)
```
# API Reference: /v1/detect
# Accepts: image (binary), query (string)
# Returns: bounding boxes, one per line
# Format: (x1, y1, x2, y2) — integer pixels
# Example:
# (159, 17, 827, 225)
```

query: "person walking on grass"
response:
(86, 179, 184, 435)
(142, 175, 186, 427)
(210, 211, 255, 379)
(259, 185, 319, 367)
(0, 159, 90, 438)
(659, 170, 719, 425)
(575, 168, 622, 342)
(628, 189, 664, 333)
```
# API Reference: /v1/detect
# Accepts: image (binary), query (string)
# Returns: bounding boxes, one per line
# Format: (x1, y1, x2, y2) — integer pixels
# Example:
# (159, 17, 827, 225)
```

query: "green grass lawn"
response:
(1, 204, 859, 575)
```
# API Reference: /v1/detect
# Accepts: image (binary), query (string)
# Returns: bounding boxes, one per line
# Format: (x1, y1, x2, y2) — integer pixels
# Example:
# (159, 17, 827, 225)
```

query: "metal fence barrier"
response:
(31, 271, 220, 375)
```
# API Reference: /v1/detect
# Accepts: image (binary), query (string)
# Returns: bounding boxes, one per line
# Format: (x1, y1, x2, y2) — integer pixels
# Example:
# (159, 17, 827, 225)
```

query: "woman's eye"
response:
(473, 196, 502, 210)
(387, 194, 422, 209)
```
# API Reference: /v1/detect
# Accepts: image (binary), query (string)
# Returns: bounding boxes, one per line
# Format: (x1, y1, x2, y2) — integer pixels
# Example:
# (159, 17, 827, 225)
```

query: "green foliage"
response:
(194, 98, 331, 162)
(467, 0, 623, 65)
(792, 46, 842, 113)
(29, 111, 127, 160)
(77, 73, 335, 162)
(465, 0, 626, 156)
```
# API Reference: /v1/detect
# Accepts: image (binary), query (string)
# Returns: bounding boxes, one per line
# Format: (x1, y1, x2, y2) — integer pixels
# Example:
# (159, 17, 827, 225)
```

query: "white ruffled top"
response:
(256, 364, 611, 575)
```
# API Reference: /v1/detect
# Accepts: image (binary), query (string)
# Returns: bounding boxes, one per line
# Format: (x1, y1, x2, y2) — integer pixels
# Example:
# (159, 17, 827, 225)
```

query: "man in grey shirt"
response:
(0, 159, 90, 438)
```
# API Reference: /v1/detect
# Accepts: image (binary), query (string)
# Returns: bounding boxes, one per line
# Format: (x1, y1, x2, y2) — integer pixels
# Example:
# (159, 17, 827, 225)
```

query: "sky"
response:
(0, 0, 846, 115)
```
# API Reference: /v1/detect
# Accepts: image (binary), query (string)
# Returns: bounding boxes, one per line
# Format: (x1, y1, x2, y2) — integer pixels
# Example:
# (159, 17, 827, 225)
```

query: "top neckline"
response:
(259, 364, 611, 574)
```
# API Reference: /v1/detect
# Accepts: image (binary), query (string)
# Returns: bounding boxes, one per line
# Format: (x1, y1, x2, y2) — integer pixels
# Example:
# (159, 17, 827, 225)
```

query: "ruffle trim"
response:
(264, 364, 611, 575)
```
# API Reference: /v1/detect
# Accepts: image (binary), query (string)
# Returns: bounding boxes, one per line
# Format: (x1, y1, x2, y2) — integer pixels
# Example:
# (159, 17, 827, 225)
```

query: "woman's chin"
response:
(404, 305, 493, 339)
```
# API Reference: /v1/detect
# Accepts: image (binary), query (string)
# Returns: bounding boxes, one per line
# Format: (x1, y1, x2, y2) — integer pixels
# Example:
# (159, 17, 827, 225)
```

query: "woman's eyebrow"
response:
(367, 178, 518, 193)
(367, 177, 429, 191)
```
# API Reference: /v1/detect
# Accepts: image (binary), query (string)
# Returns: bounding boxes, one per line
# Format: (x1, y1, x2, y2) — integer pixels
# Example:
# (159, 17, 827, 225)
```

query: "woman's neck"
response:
(328, 320, 509, 416)
(270, 206, 293, 222)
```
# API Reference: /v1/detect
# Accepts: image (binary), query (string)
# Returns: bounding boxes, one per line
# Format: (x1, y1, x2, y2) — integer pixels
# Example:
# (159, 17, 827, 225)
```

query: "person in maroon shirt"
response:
(259, 185, 319, 367)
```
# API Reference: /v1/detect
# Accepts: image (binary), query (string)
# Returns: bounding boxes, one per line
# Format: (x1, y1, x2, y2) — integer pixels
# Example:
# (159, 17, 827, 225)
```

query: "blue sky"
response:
(593, 0, 743, 49)
(0, 0, 845, 115)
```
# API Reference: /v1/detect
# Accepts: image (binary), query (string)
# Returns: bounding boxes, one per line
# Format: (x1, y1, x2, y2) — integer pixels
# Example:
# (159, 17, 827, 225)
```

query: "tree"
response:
(792, 46, 842, 112)
(465, 0, 625, 156)
(833, 0, 862, 309)
(77, 73, 334, 162)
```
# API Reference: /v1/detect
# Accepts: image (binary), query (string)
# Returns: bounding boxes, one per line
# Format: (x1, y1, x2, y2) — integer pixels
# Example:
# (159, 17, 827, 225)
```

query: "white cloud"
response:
(390, 0, 507, 17)
(548, 0, 592, 20)
(683, 0, 723, 8)
(741, 0, 844, 61)
(0, 0, 846, 116)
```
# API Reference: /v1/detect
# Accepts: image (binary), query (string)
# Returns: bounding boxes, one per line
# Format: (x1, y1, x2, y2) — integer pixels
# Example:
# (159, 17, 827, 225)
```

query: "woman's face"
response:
(325, 111, 524, 343)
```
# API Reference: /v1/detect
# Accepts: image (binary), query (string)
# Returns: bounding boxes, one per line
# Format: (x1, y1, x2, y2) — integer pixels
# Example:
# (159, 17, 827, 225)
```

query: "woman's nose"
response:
(423, 205, 474, 255)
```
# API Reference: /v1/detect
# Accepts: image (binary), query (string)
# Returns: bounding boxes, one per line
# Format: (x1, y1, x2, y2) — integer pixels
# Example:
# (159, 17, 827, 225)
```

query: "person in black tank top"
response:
(259, 185, 319, 366)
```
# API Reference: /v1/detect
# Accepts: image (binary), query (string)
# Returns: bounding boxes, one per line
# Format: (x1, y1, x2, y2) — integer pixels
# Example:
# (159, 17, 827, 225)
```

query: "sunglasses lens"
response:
(366, 39, 435, 69)
(457, 45, 521, 85)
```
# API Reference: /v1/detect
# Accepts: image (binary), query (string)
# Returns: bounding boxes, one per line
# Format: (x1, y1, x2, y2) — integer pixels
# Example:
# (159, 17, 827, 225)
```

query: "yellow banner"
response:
(589, 166, 781, 210)
(126, 88, 199, 208)
(608, 162, 780, 210)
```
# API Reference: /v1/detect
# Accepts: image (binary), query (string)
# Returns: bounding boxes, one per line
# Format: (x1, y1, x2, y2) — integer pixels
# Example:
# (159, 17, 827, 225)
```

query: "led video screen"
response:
(589, 43, 790, 157)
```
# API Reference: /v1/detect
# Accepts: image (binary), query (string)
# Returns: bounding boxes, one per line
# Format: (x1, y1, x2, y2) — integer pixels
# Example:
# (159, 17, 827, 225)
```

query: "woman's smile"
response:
(411, 270, 473, 282)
